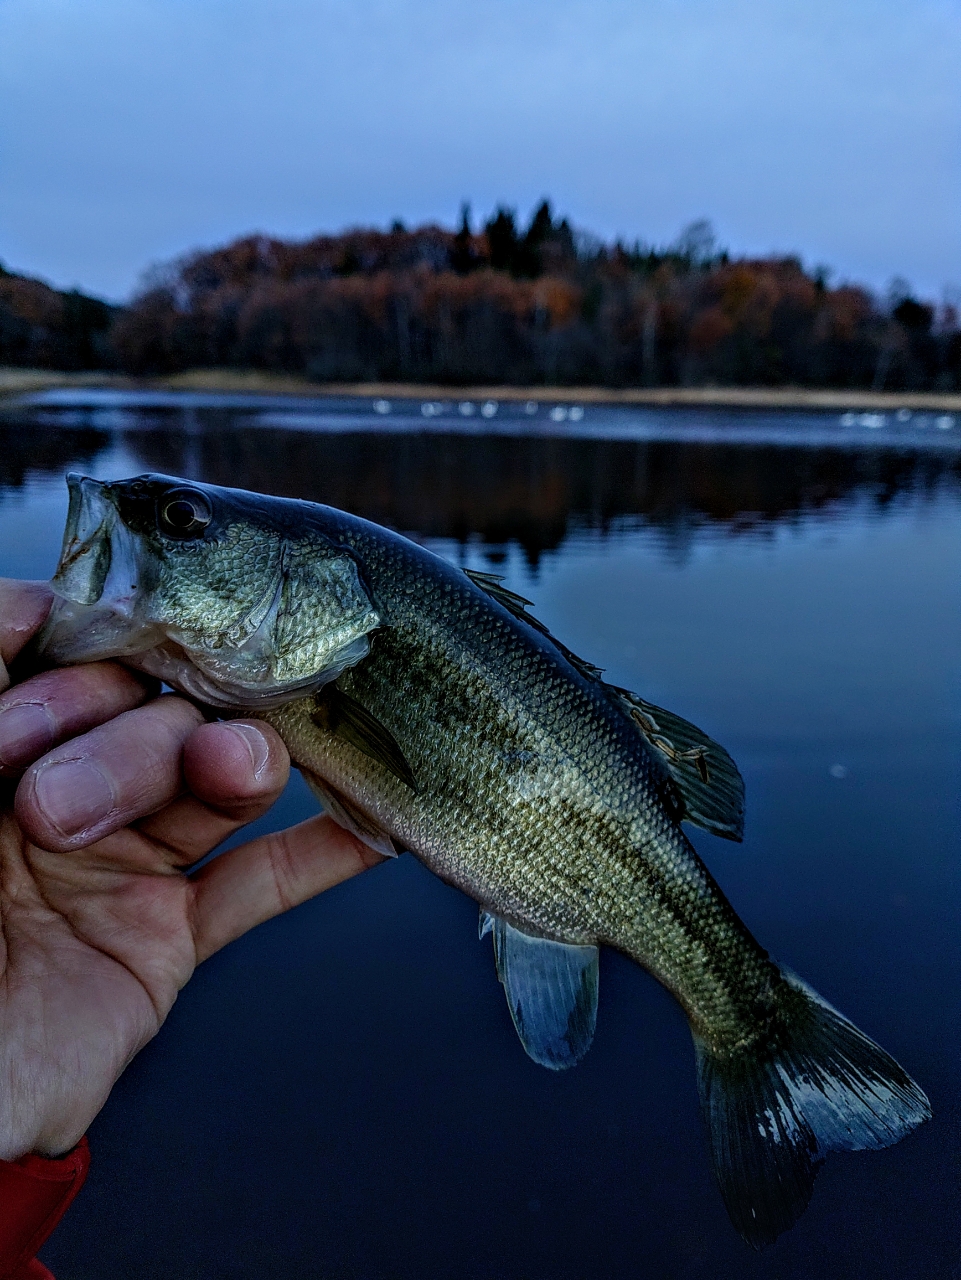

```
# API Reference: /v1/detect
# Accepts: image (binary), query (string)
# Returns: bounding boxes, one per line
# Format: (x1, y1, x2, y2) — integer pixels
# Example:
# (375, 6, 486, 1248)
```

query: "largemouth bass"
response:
(36, 472, 929, 1246)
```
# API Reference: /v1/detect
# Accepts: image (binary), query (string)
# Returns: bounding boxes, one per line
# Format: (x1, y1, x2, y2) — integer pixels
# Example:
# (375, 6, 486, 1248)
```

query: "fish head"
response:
(36, 473, 381, 708)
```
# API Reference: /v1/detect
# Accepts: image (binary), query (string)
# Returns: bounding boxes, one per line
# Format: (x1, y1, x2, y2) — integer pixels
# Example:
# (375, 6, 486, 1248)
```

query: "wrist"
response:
(0, 1136, 90, 1278)
(0, 1114, 90, 1166)
(1, 1140, 89, 1171)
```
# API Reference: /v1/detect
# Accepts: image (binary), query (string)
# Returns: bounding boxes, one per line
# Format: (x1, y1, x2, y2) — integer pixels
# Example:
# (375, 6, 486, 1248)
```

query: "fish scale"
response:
(262, 518, 784, 1036)
(36, 471, 931, 1249)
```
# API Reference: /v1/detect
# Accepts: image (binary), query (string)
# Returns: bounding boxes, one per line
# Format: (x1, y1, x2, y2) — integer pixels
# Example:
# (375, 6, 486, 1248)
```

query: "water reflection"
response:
(0, 396, 957, 1279)
(0, 422, 106, 491)
(2, 404, 959, 566)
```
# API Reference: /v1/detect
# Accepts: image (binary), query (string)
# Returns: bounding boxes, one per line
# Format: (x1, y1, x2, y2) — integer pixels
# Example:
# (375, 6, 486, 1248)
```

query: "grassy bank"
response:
(3, 366, 961, 412)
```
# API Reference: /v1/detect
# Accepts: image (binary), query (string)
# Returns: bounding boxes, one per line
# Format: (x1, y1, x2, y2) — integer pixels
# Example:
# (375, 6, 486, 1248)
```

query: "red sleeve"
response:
(0, 1138, 90, 1280)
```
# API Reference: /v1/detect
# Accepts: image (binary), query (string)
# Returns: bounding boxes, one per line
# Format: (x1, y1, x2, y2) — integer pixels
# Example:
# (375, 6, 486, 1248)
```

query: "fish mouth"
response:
(53, 474, 115, 604)
(36, 474, 162, 665)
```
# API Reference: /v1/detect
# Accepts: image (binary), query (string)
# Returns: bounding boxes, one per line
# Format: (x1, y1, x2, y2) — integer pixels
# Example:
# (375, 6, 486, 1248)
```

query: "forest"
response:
(0, 260, 116, 370)
(3, 205, 960, 390)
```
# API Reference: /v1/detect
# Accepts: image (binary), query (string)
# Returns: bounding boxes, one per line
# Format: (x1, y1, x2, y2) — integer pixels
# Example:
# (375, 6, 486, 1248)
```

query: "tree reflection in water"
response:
(12, 413, 946, 569)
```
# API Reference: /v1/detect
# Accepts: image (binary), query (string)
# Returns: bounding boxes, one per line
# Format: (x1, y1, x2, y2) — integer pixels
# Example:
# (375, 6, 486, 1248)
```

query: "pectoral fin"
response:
(609, 688, 745, 841)
(480, 910, 599, 1070)
(301, 769, 399, 858)
(312, 685, 418, 791)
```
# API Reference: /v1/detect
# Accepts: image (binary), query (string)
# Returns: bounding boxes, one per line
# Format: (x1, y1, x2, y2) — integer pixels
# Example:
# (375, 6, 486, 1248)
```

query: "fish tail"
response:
(692, 968, 930, 1249)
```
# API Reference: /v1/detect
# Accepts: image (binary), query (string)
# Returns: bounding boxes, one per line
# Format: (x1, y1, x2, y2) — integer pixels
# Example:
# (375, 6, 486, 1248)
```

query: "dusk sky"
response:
(1, 0, 958, 303)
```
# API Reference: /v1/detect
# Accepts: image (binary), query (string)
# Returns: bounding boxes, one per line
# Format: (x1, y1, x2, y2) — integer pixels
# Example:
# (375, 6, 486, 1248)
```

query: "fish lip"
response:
(52, 474, 143, 616)
(52, 474, 115, 605)
(35, 474, 160, 665)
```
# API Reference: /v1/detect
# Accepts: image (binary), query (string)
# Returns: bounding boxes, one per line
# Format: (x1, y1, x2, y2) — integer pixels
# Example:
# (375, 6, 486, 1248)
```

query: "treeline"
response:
(0, 262, 116, 370)
(5, 205, 961, 389)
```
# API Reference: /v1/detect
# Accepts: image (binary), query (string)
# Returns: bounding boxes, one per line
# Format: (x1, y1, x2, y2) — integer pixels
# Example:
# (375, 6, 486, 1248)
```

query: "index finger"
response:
(0, 663, 155, 776)
(16, 694, 205, 851)
(0, 580, 53, 690)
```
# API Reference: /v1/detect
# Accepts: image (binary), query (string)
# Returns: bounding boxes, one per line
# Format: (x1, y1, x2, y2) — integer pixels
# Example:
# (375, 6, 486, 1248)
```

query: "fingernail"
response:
(227, 723, 271, 779)
(34, 759, 115, 837)
(0, 703, 56, 769)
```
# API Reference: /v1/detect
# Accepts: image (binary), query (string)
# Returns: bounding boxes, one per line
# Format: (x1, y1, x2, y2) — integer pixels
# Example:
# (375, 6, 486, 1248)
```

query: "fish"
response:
(36, 471, 930, 1247)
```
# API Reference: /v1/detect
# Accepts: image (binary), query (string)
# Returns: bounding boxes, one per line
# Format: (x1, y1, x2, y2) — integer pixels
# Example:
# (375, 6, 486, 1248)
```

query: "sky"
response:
(0, 0, 958, 303)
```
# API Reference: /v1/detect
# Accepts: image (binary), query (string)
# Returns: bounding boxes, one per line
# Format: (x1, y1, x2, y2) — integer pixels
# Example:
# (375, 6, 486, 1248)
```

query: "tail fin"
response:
(694, 970, 930, 1249)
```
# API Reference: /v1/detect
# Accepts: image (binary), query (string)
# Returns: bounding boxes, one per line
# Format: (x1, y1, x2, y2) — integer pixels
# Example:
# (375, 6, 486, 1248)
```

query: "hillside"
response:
(0, 263, 116, 370)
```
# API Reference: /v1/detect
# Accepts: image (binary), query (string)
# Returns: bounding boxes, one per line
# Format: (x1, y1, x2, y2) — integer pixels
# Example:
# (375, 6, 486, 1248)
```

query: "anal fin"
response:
(301, 768, 399, 859)
(481, 909, 599, 1071)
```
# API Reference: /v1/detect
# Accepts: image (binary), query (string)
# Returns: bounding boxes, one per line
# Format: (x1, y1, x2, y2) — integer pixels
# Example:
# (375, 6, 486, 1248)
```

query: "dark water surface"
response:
(3, 392, 960, 1278)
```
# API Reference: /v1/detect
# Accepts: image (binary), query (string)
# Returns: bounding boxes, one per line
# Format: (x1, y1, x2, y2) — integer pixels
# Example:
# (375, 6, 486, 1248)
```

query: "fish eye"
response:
(158, 488, 213, 538)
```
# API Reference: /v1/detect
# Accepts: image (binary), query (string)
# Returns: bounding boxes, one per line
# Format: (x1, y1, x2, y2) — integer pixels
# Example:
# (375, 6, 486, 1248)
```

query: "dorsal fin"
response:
(607, 688, 744, 841)
(464, 567, 743, 841)
(463, 569, 604, 681)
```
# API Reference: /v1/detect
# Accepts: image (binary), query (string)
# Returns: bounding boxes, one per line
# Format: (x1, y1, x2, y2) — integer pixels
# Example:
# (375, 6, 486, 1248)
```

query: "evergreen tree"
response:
(513, 199, 554, 277)
(484, 207, 519, 273)
(893, 296, 933, 334)
(450, 203, 476, 274)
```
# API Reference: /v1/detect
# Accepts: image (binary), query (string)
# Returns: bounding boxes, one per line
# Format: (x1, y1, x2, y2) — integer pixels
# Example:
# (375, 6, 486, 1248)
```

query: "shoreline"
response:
(2, 366, 961, 413)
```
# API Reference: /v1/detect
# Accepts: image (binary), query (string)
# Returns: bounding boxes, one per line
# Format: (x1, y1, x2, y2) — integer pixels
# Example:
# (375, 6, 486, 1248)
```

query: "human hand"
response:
(0, 579, 384, 1161)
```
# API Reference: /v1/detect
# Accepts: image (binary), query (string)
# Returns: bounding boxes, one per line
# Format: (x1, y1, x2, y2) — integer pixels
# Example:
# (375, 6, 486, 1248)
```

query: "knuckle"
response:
(266, 829, 300, 914)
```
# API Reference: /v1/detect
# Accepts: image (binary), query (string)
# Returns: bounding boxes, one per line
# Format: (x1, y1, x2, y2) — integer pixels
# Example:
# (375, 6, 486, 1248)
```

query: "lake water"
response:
(2, 391, 960, 1279)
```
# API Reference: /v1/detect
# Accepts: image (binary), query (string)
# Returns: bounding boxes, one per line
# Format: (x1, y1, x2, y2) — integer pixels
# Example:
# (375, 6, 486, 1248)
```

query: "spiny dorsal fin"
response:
(464, 569, 605, 682)
(608, 688, 744, 841)
(464, 568, 743, 840)
(312, 685, 418, 792)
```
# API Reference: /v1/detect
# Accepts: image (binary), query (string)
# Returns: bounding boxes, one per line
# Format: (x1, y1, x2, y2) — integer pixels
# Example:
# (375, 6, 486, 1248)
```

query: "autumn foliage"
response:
(0, 264, 115, 370)
(6, 205, 960, 389)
